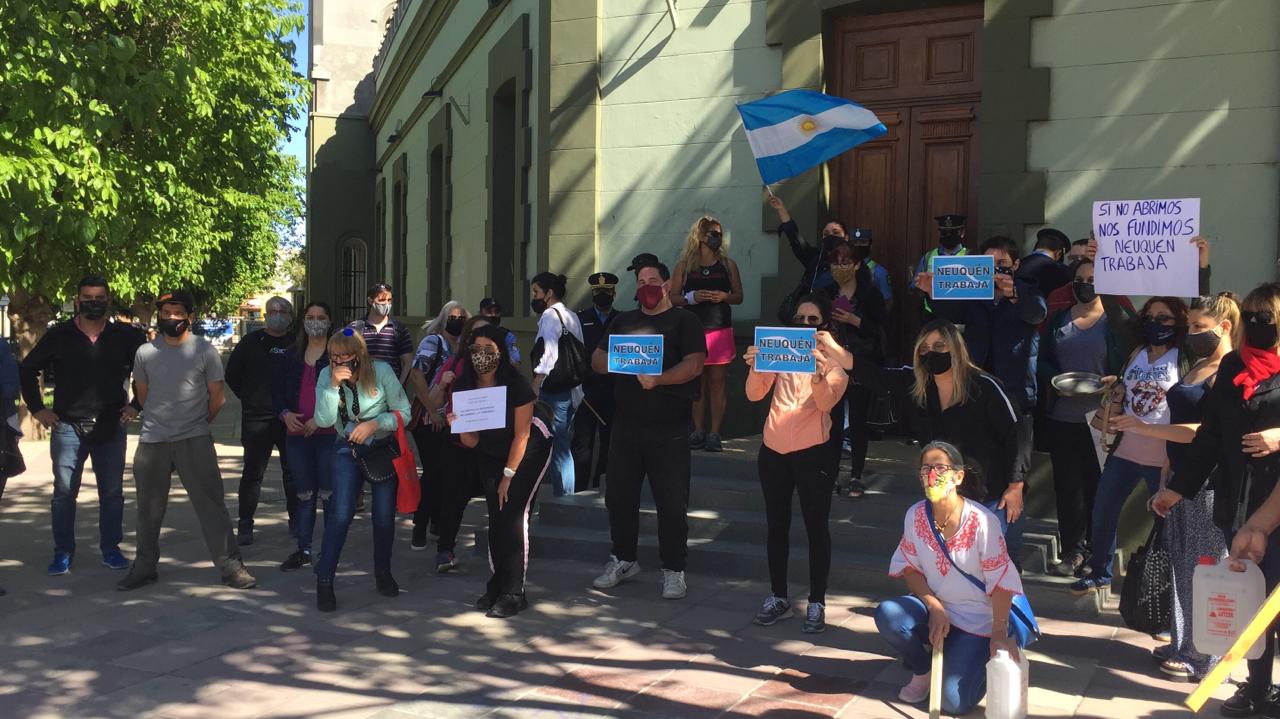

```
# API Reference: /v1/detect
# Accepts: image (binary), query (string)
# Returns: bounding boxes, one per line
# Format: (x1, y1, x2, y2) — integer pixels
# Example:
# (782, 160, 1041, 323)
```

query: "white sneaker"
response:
(661, 569, 687, 599)
(898, 672, 931, 704)
(592, 555, 640, 589)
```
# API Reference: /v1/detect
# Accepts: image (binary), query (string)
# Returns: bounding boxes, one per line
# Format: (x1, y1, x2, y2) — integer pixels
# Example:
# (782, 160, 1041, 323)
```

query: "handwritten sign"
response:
(450, 386, 507, 433)
(608, 334, 664, 376)
(753, 327, 817, 374)
(930, 255, 995, 301)
(1093, 198, 1200, 297)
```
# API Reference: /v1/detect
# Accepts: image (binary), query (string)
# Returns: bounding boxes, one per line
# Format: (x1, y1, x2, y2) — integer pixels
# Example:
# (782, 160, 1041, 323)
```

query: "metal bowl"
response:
(1051, 371, 1107, 397)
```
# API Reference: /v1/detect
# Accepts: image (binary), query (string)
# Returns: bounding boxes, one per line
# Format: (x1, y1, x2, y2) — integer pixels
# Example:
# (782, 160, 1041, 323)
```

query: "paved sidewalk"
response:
(0, 433, 1244, 718)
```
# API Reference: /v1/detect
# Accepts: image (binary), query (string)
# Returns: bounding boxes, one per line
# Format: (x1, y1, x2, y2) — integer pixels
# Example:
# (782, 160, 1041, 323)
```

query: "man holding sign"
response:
(591, 258, 707, 600)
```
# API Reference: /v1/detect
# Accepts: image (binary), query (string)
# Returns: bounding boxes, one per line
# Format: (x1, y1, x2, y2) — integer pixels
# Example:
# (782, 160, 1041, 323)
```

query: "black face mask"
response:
(923, 351, 952, 375)
(157, 318, 189, 338)
(705, 232, 723, 251)
(1143, 319, 1176, 347)
(78, 299, 108, 320)
(444, 317, 465, 336)
(822, 234, 844, 252)
(1246, 321, 1280, 350)
(940, 232, 963, 251)
(530, 298, 548, 315)
(1185, 329, 1222, 358)
(592, 292, 614, 310)
(1072, 281, 1097, 304)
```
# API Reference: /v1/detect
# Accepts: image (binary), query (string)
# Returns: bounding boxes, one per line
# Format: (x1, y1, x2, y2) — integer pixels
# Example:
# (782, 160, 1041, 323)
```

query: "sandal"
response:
(1159, 659, 1194, 680)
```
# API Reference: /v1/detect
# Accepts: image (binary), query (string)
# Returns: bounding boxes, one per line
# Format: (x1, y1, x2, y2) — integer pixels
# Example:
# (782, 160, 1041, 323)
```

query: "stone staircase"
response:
(475, 435, 1114, 619)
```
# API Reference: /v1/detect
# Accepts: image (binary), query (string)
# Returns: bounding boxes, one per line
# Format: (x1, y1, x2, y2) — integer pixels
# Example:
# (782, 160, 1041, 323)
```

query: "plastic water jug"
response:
(1193, 556, 1265, 659)
(985, 649, 1029, 719)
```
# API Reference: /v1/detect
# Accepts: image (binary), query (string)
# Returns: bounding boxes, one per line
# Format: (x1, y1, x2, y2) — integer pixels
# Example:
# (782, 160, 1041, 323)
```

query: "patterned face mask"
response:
(922, 468, 957, 502)
(471, 351, 500, 375)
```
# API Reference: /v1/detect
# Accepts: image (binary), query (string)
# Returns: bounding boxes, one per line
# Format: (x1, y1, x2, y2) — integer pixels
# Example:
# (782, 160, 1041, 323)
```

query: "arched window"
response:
(339, 237, 368, 324)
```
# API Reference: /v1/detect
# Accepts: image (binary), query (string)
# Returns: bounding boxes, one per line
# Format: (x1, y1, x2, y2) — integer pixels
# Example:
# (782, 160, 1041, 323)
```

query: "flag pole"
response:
(764, 184, 776, 198)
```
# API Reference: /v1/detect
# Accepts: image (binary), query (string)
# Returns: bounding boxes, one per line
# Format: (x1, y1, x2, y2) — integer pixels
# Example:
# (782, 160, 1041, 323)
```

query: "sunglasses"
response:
(1243, 310, 1277, 326)
(917, 341, 949, 354)
(1143, 314, 1176, 325)
(792, 315, 823, 325)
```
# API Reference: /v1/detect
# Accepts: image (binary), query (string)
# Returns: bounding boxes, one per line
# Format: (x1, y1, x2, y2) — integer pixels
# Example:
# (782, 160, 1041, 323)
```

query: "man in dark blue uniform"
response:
(572, 272, 620, 489)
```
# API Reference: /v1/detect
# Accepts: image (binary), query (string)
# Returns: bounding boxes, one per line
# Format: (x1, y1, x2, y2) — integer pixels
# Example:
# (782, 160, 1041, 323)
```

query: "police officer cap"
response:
(588, 272, 619, 289)
(935, 214, 966, 230)
(850, 228, 873, 243)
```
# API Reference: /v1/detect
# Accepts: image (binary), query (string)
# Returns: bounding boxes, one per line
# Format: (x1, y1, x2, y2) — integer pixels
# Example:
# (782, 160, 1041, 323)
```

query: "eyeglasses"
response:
(1143, 314, 1176, 326)
(830, 260, 856, 268)
(792, 315, 822, 325)
(1244, 310, 1277, 326)
(919, 464, 959, 476)
(917, 341, 949, 354)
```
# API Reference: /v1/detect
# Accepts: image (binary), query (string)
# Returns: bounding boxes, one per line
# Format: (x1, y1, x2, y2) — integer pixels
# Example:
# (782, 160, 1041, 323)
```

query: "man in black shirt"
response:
(19, 275, 145, 576)
(590, 259, 706, 600)
(572, 272, 620, 489)
(225, 296, 296, 545)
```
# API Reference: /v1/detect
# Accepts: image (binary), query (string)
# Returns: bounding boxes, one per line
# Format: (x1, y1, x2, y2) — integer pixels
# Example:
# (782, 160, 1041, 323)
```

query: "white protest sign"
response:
(450, 386, 507, 433)
(1092, 198, 1200, 297)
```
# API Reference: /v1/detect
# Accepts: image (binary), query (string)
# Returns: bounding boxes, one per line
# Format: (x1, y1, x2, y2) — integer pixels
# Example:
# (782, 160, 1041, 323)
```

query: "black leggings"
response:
(758, 443, 834, 603)
(411, 424, 446, 530)
(1045, 418, 1100, 559)
(480, 424, 553, 597)
(843, 384, 873, 479)
(434, 439, 480, 554)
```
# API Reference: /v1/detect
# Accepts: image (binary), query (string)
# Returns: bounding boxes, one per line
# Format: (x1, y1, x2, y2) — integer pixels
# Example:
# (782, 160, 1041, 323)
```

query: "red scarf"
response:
(1233, 345, 1280, 400)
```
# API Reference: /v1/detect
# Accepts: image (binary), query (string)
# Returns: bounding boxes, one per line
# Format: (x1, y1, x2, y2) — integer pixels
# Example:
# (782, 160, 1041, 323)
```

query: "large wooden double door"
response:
(829, 4, 983, 359)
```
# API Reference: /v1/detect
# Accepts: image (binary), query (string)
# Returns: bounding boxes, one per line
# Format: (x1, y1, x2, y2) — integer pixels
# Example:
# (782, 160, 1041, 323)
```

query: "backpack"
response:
(536, 308, 588, 394)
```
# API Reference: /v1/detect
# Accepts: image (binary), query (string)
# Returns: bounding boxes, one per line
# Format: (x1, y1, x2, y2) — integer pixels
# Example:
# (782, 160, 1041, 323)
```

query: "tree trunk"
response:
(7, 289, 55, 439)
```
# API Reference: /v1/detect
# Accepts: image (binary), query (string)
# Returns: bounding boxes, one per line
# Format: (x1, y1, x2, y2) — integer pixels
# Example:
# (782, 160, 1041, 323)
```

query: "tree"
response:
(0, 0, 308, 350)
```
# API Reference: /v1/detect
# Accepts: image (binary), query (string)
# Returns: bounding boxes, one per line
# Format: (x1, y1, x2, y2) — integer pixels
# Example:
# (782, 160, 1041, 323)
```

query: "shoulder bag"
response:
(541, 308, 588, 394)
(1118, 519, 1172, 635)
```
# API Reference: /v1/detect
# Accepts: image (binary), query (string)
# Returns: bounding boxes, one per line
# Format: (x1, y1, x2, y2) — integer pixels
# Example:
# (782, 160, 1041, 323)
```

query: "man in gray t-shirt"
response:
(117, 290, 256, 592)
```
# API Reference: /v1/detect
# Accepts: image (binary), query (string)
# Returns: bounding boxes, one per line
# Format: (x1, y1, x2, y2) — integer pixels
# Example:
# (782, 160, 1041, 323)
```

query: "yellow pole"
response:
(1187, 581, 1280, 712)
(930, 643, 944, 719)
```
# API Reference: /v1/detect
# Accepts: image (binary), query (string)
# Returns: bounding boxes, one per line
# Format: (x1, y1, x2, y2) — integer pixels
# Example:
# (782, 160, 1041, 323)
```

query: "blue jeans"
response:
(51, 421, 126, 556)
(285, 434, 334, 553)
(983, 499, 1025, 568)
(875, 595, 990, 715)
(313, 436, 397, 581)
(1087, 455, 1161, 582)
(540, 389, 577, 496)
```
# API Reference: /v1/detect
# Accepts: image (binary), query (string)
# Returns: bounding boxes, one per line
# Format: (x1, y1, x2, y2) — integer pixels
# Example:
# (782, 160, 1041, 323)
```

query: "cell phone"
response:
(995, 267, 1014, 276)
(832, 296, 854, 313)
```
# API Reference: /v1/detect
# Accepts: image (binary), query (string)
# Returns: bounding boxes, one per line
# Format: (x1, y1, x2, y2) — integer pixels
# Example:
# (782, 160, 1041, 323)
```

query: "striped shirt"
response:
(349, 318, 413, 377)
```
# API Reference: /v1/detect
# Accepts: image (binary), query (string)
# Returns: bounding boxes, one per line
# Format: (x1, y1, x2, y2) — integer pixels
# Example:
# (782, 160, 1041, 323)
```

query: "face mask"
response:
(304, 319, 330, 337)
(445, 317, 465, 336)
(157, 318, 189, 338)
(1185, 329, 1222, 358)
(78, 299, 108, 320)
(471, 351, 500, 375)
(265, 314, 292, 332)
(705, 232, 723, 251)
(923, 470, 957, 503)
(334, 359, 360, 376)
(923, 350, 952, 376)
(940, 232, 963, 251)
(371, 301, 392, 316)
(592, 292, 614, 310)
(1245, 321, 1280, 350)
(637, 284, 665, 310)
(1143, 319, 1176, 347)
(822, 234, 843, 252)
(1072, 281, 1097, 304)
(831, 264, 858, 284)
(530, 298, 548, 315)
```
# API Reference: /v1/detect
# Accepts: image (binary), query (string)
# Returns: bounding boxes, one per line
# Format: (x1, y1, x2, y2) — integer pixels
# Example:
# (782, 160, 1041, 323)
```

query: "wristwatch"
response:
(502, 467, 516, 479)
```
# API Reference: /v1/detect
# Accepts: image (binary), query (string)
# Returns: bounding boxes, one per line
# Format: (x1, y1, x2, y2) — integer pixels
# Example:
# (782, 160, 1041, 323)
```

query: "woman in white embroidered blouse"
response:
(874, 441, 1025, 715)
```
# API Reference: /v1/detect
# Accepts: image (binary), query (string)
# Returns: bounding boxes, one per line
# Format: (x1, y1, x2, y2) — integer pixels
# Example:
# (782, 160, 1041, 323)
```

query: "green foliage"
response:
(0, 0, 309, 315)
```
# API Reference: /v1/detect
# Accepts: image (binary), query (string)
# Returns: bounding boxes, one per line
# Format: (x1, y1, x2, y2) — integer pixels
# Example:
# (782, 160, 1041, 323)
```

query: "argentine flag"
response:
(737, 90, 887, 185)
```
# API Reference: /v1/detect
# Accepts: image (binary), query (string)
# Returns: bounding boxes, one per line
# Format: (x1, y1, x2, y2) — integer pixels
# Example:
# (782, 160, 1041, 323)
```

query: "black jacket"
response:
(935, 278, 1047, 412)
(577, 305, 619, 398)
(271, 345, 330, 420)
(820, 267, 888, 381)
(19, 320, 145, 422)
(226, 330, 294, 420)
(1016, 252, 1073, 298)
(1169, 351, 1280, 531)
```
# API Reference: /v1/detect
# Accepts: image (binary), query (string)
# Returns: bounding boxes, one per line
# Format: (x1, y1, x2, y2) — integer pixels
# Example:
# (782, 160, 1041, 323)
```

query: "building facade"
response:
(307, 0, 1280, 344)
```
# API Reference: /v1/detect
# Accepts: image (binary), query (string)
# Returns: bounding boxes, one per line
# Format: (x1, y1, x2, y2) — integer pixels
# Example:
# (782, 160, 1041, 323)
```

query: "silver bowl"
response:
(1051, 371, 1107, 397)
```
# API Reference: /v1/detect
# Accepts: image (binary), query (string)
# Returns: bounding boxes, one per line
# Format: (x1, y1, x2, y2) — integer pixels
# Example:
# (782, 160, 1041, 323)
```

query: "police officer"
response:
(572, 272, 620, 489)
(912, 214, 969, 321)
(848, 228, 893, 311)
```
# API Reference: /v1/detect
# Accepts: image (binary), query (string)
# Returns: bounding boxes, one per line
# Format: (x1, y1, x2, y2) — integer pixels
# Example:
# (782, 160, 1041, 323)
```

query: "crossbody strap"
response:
(551, 307, 570, 338)
(924, 502, 988, 594)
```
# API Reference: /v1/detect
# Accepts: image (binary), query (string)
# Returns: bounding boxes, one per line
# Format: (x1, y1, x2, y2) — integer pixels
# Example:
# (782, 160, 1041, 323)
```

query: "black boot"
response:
(485, 593, 524, 619)
(317, 579, 337, 612)
(375, 570, 399, 597)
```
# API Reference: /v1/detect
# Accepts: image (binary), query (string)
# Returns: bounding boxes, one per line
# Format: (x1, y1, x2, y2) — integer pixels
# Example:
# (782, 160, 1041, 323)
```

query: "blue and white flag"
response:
(736, 89, 887, 185)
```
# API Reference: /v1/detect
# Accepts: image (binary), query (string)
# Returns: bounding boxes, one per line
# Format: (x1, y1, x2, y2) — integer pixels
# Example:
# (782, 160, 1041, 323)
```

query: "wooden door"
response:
(829, 4, 982, 360)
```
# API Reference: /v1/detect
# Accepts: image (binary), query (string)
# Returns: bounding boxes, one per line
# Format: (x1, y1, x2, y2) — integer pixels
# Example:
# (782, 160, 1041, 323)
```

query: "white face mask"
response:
(371, 301, 392, 316)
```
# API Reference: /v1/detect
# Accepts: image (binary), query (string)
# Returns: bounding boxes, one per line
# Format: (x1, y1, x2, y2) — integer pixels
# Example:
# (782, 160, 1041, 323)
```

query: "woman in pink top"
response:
(744, 293, 849, 634)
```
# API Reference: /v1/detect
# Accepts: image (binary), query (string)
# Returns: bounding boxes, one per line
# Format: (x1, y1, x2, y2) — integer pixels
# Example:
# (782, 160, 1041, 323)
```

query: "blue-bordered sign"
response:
(753, 327, 817, 374)
(931, 255, 995, 300)
(607, 334, 664, 376)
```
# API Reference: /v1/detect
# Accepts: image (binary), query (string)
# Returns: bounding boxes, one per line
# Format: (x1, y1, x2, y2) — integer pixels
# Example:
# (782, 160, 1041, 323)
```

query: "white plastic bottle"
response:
(1193, 556, 1265, 659)
(985, 649, 1029, 719)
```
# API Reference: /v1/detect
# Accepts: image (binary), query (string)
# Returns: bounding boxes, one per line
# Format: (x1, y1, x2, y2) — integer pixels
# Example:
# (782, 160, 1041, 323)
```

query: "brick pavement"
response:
(0, 428, 1247, 718)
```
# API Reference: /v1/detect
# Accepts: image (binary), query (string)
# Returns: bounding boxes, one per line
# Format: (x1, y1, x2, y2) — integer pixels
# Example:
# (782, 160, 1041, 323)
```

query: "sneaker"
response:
(703, 433, 723, 453)
(236, 527, 254, 547)
(435, 550, 458, 573)
(375, 570, 399, 597)
(279, 550, 312, 572)
(688, 432, 706, 450)
(1050, 552, 1085, 577)
(223, 566, 258, 590)
(47, 552, 72, 576)
(1069, 576, 1110, 596)
(592, 555, 640, 589)
(101, 550, 130, 571)
(898, 672, 931, 704)
(317, 579, 337, 613)
(833, 477, 850, 496)
(486, 593, 524, 619)
(1222, 683, 1269, 718)
(411, 525, 428, 551)
(847, 479, 866, 499)
(475, 592, 497, 611)
(661, 569, 687, 599)
(752, 595, 792, 626)
(803, 602, 826, 634)
(116, 571, 158, 591)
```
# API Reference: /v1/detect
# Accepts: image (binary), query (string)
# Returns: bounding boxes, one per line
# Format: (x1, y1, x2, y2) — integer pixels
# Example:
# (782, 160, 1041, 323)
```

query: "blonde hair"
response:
(1191, 292, 1242, 350)
(677, 215, 728, 278)
(910, 320, 978, 409)
(327, 329, 379, 396)
(1243, 283, 1280, 320)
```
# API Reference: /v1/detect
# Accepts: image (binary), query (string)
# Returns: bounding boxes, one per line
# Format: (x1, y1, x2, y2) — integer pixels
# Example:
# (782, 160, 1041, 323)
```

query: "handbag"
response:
(0, 419, 25, 478)
(1088, 383, 1124, 451)
(392, 411, 420, 513)
(925, 503, 1041, 648)
(351, 435, 400, 483)
(1119, 519, 1172, 635)
(540, 308, 588, 394)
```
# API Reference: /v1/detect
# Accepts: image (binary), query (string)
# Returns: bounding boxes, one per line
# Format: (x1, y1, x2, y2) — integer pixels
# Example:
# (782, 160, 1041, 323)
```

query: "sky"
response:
(283, 2, 310, 184)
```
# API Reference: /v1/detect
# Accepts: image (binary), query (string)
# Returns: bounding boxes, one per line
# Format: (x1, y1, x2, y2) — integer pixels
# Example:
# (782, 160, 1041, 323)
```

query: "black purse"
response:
(339, 384, 400, 483)
(539, 308, 588, 394)
(0, 420, 25, 478)
(1119, 519, 1172, 635)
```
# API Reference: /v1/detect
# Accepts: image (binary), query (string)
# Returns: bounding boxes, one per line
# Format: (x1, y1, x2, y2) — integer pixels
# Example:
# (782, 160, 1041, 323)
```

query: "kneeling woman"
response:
(875, 441, 1023, 715)
(449, 325, 553, 618)
(745, 293, 849, 634)
(312, 328, 411, 612)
